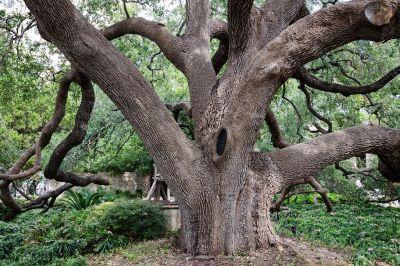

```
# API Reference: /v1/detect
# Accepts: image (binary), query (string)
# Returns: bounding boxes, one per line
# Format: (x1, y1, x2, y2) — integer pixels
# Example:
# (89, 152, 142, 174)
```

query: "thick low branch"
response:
(295, 66, 400, 96)
(265, 125, 400, 185)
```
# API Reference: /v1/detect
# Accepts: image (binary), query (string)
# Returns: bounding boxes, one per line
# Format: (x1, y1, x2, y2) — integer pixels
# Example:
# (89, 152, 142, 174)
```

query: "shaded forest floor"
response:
(87, 238, 350, 266)
(88, 203, 399, 266)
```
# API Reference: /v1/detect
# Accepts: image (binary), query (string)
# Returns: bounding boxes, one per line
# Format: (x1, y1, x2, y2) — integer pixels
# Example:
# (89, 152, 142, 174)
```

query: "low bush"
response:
(0, 222, 24, 260)
(0, 199, 166, 265)
(101, 199, 166, 240)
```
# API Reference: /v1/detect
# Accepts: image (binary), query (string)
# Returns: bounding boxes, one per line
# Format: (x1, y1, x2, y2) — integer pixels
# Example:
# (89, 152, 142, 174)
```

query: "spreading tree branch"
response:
(295, 66, 400, 96)
(43, 73, 109, 186)
(264, 125, 400, 186)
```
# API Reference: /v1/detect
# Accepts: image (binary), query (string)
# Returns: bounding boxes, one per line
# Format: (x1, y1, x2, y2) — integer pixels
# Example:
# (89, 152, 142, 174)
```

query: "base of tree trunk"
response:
(175, 237, 349, 265)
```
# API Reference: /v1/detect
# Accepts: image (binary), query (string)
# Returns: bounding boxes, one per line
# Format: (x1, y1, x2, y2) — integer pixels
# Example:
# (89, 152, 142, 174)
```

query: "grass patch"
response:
(273, 203, 400, 265)
(119, 241, 171, 263)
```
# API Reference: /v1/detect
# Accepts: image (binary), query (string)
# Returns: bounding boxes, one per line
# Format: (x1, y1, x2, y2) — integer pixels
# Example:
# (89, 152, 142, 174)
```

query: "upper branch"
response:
(250, 0, 400, 88)
(259, 0, 306, 45)
(295, 66, 400, 96)
(186, 0, 211, 40)
(228, 0, 254, 55)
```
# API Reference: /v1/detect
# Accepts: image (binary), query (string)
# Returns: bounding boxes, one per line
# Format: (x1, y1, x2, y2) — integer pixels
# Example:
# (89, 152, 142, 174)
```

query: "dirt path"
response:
(88, 238, 350, 265)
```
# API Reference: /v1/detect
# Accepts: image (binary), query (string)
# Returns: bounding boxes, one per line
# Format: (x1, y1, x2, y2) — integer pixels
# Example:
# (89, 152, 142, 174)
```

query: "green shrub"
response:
(61, 189, 103, 210)
(0, 222, 24, 260)
(0, 198, 167, 265)
(9, 239, 87, 265)
(101, 199, 166, 240)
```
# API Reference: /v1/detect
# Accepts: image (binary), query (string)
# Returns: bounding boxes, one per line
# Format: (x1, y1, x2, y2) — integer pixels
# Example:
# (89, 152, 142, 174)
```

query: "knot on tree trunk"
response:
(365, 1, 395, 26)
(213, 127, 231, 163)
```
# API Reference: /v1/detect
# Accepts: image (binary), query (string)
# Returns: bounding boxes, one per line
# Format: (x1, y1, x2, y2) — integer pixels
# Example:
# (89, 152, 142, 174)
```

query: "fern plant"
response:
(61, 189, 102, 210)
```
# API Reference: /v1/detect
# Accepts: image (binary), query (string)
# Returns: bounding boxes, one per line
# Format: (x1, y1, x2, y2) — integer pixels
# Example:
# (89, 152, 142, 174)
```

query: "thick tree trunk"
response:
(176, 158, 282, 256)
(179, 192, 280, 255)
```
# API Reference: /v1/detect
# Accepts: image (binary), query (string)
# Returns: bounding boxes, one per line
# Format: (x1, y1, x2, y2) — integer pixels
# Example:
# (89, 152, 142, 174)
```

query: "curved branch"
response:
(295, 66, 400, 96)
(299, 83, 333, 133)
(210, 19, 228, 75)
(0, 72, 76, 181)
(44, 73, 109, 186)
(212, 41, 228, 75)
(265, 110, 290, 149)
(0, 72, 110, 218)
(308, 176, 333, 212)
(102, 17, 186, 72)
(282, 86, 303, 142)
(270, 176, 332, 213)
(24, 183, 73, 211)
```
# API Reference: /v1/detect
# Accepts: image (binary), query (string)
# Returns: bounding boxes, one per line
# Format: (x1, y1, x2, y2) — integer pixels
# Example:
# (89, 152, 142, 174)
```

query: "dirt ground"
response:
(88, 237, 351, 266)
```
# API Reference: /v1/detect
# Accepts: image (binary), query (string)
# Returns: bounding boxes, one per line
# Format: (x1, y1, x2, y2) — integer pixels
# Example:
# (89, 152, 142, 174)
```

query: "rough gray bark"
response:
(8, 0, 400, 256)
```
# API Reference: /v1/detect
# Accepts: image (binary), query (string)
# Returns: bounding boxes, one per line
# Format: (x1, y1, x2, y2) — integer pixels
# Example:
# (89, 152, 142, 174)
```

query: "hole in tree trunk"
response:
(216, 128, 228, 156)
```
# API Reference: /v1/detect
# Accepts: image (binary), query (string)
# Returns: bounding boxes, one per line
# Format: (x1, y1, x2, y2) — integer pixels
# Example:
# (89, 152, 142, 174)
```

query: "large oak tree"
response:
(1, 0, 400, 256)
